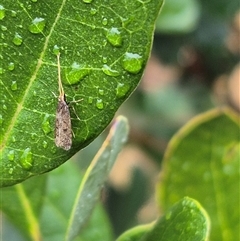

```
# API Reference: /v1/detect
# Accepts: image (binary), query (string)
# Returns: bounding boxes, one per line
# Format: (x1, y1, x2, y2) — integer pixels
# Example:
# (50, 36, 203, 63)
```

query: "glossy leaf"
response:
(0, 0, 164, 187)
(65, 116, 129, 240)
(157, 108, 240, 241)
(116, 197, 210, 241)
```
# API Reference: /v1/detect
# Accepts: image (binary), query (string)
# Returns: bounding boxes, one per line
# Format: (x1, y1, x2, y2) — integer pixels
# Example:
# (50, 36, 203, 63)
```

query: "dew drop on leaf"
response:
(7, 150, 15, 161)
(102, 17, 108, 26)
(12, 32, 23, 46)
(12, 136, 16, 142)
(11, 10, 17, 17)
(116, 83, 130, 98)
(122, 52, 143, 74)
(11, 81, 18, 90)
(8, 168, 14, 174)
(20, 148, 33, 170)
(42, 114, 51, 134)
(96, 99, 104, 109)
(83, 0, 93, 3)
(0, 5, 5, 20)
(90, 8, 97, 15)
(102, 56, 107, 64)
(65, 62, 89, 85)
(102, 64, 120, 77)
(28, 17, 46, 34)
(106, 27, 122, 47)
(88, 96, 93, 104)
(8, 62, 15, 71)
(43, 141, 48, 148)
(31, 133, 37, 140)
(98, 89, 104, 95)
(1, 25, 7, 31)
(53, 45, 60, 55)
(3, 104, 7, 110)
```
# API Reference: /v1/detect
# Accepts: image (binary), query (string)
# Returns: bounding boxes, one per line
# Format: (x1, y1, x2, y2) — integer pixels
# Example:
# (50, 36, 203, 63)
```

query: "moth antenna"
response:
(57, 53, 64, 98)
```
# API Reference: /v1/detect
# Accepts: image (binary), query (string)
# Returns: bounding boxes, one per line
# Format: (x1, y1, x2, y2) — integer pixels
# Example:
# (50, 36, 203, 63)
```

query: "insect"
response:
(55, 53, 72, 150)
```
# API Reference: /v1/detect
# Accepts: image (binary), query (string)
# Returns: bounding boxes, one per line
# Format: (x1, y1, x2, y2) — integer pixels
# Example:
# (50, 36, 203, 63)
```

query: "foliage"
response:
(0, 0, 163, 187)
(1, 1, 239, 241)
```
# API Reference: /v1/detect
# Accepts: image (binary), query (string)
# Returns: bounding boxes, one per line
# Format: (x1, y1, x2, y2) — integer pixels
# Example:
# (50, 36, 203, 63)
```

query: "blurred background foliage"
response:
(73, 0, 240, 237)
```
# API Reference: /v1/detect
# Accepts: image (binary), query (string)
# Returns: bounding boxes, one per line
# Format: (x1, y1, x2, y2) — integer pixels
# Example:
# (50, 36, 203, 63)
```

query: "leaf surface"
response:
(157, 108, 240, 241)
(116, 197, 210, 241)
(0, 0, 163, 187)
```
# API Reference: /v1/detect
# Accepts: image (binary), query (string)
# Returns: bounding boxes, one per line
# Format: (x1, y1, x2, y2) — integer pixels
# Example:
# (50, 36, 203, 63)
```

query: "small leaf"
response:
(40, 160, 113, 241)
(142, 197, 210, 241)
(65, 116, 129, 241)
(0, 0, 164, 187)
(0, 175, 47, 240)
(116, 197, 210, 241)
(157, 107, 240, 241)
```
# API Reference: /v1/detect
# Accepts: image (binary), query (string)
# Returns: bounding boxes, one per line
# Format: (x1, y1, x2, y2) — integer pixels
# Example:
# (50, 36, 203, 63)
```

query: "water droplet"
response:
(98, 89, 104, 95)
(20, 148, 33, 170)
(102, 56, 107, 64)
(106, 27, 122, 47)
(83, 0, 93, 3)
(1, 25, 7, 31)
(42, 114, 51, 134)
(65, 62, 89, 85)
(102, 17, 108, 26)
(9, 168, 14, 174)
(96, 99, 104, 109)
(88, 96, 93, 104)
(0, 5, 5, 20)
(3, 104, 7, 110)
(122, 52, 143, 74)
(12, 32, 23, 46)
(8, 62, 15, 71)
(11, 10, 17, 17)
(12, 136, 16, 142)
(53, 45, 60, 55)
(31, 133, 37, 140)
(7, 150, 15, 161)
(11, 81, 18, 90)
(43, 141, 48, 148)
(102, 64, 120, 77)
(33, 90, 37, 96)
(116, 83, 130, 98)
(90, 8, 97, 15)
(0, 114, 3, 124)
(28, 17, 46, 34)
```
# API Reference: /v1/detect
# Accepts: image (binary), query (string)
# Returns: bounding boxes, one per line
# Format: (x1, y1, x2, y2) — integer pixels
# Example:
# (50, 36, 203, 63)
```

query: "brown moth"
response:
(55, 53, 72, 150)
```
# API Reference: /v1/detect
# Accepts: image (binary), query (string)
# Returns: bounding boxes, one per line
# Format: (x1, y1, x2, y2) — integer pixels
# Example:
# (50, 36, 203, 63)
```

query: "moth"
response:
(55, 53, 72, 150)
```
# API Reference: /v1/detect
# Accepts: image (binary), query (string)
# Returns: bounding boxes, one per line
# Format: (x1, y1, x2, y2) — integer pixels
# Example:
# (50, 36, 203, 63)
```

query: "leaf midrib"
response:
(1, 0, 67, 151)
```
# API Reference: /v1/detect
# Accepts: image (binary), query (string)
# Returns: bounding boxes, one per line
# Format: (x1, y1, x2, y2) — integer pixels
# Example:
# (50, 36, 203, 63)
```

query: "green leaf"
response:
(116, 197, 210, 241)
(0, 175, 47, 240)
(39, 161, 113, 241)
(1, 157, 114, 241)
(0, 0, 164, 187)
(65, 115, 129, 240)
(155, 0, 201, 33)
(157, 108, 240, 241)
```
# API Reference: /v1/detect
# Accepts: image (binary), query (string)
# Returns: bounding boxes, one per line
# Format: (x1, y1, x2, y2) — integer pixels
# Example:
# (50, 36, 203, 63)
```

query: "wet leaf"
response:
(0, 0, 164, 187)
